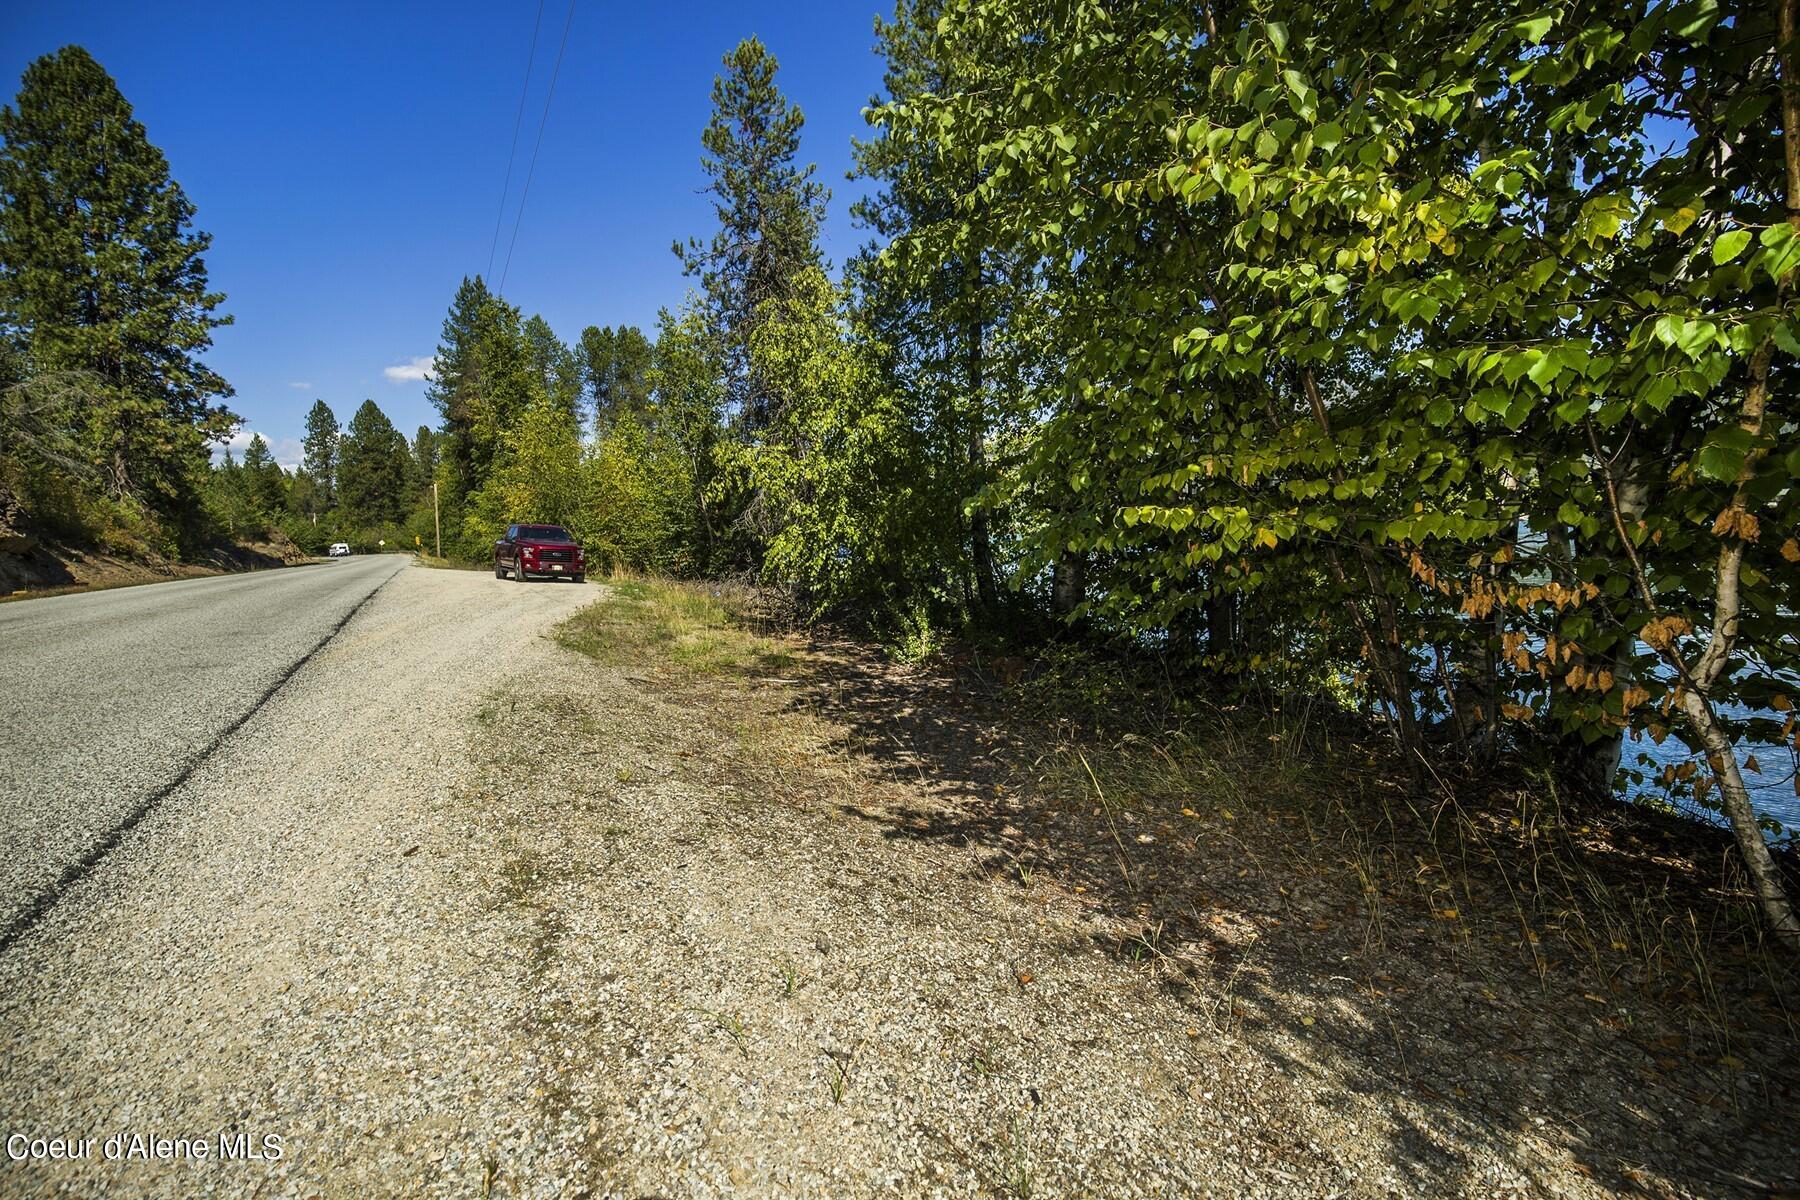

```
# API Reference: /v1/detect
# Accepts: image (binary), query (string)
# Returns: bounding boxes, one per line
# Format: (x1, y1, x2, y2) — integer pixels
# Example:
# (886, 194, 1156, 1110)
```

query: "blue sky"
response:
(0, 1, 891, 468)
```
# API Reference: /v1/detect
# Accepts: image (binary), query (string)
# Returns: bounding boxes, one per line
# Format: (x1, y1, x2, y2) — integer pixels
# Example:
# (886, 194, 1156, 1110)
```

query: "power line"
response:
(486, 0, 547, 283)
(498, 0, 577, 297)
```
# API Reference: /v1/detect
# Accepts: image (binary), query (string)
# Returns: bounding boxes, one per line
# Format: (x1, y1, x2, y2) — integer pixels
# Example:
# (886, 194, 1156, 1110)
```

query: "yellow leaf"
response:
(1773, 694, 1793, 713)
(1300, 1015, 1315, 1026)
(1744, 755, 1762, 775)
(1781, 538, 1800, 563)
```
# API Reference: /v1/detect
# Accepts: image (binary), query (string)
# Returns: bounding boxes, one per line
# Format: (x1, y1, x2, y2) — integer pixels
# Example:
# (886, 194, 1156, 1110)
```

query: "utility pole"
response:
(432, 481, 442, 558)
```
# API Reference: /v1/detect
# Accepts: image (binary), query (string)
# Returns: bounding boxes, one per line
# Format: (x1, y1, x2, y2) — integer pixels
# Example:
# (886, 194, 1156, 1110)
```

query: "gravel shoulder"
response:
(0, 563, 594, 1197)
(2, 571, 1792, 1198)
(0, 554, 405, 932)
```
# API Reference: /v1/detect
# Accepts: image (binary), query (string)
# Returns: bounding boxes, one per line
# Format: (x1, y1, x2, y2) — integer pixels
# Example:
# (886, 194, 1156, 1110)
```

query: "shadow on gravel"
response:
(768, 635, 1800, 1199)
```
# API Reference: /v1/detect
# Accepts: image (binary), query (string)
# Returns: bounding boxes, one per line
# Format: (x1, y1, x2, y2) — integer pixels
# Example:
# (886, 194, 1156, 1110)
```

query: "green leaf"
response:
(1313, 121, 1343, 150)
(1665, 0, 1720, 43)
(1711, 229, 1751, 264)
(1773, 321, 1800, 357)
(1513, 14, 1555, 43)
(1696, 426, 1753, 482)
(1756, 222, 1800, 284)
(1652, 315, 1719, 360)
(1426, 397, 1455, 426)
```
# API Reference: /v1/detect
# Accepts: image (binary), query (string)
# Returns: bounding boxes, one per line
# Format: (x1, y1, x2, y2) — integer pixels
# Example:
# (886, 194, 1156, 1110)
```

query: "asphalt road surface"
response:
(0, 555, 409, 942)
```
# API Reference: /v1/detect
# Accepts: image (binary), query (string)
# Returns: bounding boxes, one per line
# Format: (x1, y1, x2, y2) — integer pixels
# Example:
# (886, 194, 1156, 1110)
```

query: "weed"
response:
(1001, 1116, 1033, 1200)
(690, 1007, 751, 1058)
(825, 1054, 849, 1104)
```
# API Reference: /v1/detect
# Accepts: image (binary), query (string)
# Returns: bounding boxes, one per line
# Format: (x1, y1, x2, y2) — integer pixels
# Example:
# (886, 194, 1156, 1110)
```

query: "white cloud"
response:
(213, 427, 303, 473)
(287, 381, 313, 390)
(383, 355, 436, 384)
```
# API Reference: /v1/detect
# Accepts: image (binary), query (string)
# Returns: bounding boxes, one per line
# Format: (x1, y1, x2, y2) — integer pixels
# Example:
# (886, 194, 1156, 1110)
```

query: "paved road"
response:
(0, 557, 405, 940)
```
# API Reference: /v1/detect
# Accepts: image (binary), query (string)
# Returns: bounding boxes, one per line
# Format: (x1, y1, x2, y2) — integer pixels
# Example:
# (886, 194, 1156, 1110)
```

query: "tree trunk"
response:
(1051, 549, 1085, 618)
(1299, 369, 1424, 770)
(1590, 356, 1799, 949)
(965, 257, 998, 616)
(1204, 590, 1237, 659)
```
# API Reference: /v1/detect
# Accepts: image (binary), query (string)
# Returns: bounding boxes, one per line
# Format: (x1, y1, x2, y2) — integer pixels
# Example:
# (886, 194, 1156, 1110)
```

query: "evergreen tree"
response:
(410, 425, 438, 493)
(676, 38, 827, 431)
(523, 314, 581, 431)
(644, 307, 730, 571)
(0, 46, 235, 516)
(300, 399, 339, 512)
(239, 433, 285, 521)
(426, 274, 494, 498)
(579, 324, 653, 430)
(338, 399, 408, 528)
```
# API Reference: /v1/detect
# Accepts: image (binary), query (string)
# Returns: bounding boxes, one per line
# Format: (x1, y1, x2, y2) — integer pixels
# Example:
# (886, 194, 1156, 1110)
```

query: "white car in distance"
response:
(328, 542, 351, 558)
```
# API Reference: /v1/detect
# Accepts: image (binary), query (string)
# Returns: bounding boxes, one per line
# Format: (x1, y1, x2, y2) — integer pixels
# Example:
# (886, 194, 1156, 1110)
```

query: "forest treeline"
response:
(1, 3, 1796, 942)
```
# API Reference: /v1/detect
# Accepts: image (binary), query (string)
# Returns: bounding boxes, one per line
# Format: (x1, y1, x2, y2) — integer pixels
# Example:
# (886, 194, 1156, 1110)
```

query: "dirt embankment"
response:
(0, 524, 311, 600)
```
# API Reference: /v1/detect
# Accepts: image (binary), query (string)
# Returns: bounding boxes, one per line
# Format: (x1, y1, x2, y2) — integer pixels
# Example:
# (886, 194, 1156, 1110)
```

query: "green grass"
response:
(556, 570, 792, 676)
(412, 552, 486, 571)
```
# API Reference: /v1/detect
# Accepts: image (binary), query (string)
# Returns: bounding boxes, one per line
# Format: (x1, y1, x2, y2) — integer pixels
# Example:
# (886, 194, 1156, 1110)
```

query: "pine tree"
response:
(300, 399, 339, 511)
(410, 426, 438, 493)
(338, 400, 408, 528)
(0, 46, 235, 516)
(239, 433, 286, 523)
(675, 38, 827, 431)
(523, 314, 581, 431)
(578, 324, 653, 429)
(426, 274, 494, 497)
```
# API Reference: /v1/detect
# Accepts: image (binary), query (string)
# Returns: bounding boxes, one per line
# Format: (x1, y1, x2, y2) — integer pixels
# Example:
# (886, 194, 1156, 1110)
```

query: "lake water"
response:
(1623, 713, 1798, 845)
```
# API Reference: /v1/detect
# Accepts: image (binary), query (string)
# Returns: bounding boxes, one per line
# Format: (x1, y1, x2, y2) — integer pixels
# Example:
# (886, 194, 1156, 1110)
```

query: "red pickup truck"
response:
(494, 523, 586, 583)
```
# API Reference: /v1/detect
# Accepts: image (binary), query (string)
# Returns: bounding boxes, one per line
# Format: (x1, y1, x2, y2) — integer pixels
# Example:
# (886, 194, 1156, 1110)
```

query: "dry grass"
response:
(556, 570, 793, 676)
